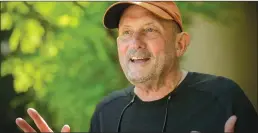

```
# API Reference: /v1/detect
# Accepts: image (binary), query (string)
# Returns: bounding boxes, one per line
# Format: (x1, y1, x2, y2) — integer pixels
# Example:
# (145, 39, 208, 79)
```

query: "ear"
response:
(175, 32, 190, 57)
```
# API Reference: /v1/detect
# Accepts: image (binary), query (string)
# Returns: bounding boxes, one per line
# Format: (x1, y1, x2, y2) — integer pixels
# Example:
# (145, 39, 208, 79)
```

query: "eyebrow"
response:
(121, 25, 131, 28)
(121, 22, 157, 28)
(144, 22, 156, 26)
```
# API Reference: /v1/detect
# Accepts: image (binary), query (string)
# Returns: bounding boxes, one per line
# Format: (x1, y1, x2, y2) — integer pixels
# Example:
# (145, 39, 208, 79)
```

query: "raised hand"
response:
(16, 108, 70, 133)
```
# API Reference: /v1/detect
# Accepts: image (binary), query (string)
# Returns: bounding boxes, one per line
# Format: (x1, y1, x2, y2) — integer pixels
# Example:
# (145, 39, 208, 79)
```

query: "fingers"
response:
(16, 108, 69, 133)
(27, 108, 53, 132)
(61, 125, 70, 133)
(16, 118, 37, 133)
(224, 115, 237, 133)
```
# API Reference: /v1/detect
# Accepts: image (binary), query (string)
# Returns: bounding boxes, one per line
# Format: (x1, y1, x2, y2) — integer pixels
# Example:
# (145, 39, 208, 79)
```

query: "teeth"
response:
(131, 57, 145, 60)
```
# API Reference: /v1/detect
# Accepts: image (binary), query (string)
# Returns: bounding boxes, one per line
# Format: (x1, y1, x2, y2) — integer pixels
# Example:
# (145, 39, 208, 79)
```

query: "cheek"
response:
(147, 38, 176, 58)
(117, 43, 128, 61)
(147, 39, 166, 56)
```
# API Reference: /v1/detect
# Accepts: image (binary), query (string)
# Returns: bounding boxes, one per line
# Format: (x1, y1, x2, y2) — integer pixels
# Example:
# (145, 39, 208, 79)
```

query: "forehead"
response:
(119, 5, 162, 28)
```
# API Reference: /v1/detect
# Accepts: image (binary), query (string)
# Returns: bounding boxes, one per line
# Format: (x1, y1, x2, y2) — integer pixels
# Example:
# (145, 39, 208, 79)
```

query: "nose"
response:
(130, 33, 146, 49)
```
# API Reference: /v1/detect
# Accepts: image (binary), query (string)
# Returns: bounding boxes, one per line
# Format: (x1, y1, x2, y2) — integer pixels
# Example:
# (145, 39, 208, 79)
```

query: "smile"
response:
(130, 57, 150, 63)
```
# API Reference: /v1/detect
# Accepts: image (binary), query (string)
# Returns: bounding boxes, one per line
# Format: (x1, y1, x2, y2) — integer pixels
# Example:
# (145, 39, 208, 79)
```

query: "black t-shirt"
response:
(89, 72, 258, 133)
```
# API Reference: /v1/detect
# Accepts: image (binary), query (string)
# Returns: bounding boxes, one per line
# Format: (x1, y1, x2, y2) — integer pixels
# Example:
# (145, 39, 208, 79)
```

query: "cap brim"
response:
(103, 2, 173, 29)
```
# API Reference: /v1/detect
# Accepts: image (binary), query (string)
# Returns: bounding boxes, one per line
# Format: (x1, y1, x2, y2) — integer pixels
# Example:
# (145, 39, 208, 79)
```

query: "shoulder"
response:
(186, 72, 258, 132)
(89, 86, 134, 131)
(94, 86, 134, 113)
(187, 72, 258, 131)
(187, 71, 242, 97)
(186, 71, 248, 114)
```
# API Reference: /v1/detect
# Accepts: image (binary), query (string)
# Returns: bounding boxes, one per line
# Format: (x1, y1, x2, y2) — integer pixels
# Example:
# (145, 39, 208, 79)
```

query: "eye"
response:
(122, 30, 131, 35)
(145, 28, 155, 32)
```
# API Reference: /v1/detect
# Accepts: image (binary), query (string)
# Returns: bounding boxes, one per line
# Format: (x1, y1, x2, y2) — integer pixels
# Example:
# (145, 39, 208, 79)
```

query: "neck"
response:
(134, 68, 186, 102)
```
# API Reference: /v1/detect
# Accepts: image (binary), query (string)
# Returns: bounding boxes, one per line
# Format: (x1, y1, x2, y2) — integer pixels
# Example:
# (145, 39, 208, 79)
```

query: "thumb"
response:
(224, 115, 237, 133)
(61, 124, 70, 133)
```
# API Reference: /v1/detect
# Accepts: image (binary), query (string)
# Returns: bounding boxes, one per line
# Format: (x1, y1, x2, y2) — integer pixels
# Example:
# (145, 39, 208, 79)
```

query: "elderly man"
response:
(16, 1, 258, 133)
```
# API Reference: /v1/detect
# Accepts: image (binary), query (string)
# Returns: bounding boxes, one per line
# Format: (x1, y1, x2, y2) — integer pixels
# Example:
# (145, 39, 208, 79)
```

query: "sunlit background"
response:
(0, 2, 257, 132)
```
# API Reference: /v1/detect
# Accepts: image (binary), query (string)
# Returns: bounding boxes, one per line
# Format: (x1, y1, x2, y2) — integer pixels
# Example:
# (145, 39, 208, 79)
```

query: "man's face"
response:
(117, 5, 179, 84)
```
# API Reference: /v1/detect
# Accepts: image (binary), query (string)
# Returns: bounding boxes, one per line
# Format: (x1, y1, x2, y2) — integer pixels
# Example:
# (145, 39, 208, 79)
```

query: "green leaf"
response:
(9, 27, 21, 52)
(1, 12, 13, 30)
(58, 14, 71, 27)
(14, 71, 32, 93)
(34, 2, 56, 17)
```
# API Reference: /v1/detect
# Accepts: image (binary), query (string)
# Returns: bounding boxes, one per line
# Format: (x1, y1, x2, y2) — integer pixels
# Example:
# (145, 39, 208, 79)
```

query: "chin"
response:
(126, 73, 155, 84)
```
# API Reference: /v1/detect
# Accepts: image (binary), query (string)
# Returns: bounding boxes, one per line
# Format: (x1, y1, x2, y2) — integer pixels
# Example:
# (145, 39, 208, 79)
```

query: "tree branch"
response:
(73, 2, 86, 12)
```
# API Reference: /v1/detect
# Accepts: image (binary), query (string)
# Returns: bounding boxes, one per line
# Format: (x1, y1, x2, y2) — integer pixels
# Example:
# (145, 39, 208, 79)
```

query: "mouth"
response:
(129, 57, 151, 63)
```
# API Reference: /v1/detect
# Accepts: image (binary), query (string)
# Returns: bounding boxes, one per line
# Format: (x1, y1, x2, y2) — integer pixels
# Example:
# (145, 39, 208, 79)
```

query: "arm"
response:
(89, 103, 102, 133)
(231, 83, 258, 133)
(88, 111, 100, 133)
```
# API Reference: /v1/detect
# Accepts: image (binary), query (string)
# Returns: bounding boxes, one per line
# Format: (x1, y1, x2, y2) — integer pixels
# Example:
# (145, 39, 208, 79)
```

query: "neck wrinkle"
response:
(134, 68, 184, 102)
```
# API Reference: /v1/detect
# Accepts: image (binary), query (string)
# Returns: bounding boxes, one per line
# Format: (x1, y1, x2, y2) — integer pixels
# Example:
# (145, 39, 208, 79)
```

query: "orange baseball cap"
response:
(103, 1, 183, 31)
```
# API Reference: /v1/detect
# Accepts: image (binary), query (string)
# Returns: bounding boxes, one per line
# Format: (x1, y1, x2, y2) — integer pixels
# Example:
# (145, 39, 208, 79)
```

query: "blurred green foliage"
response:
(1, 2, 238, 131)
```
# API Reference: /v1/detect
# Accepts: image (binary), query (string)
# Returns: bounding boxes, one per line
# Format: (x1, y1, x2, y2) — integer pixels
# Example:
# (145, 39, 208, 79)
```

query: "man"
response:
(16, 1, 258, 133)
